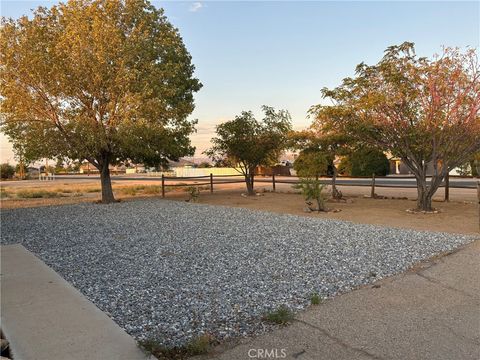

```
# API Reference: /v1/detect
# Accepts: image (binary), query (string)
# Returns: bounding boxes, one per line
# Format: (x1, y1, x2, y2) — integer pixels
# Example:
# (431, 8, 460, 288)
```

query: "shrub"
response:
(0, 163, 15, 180)
(263, 305, 294, 325)
(349, 148, 389, 177)
(310, 293, 322, 305)
(143, 185, 161, 194)
(16, 190, 59, 198)
(293, 150, 329, 178)
(293, 178, 327, 212)
(0, 187, 9, 199)
(138, 334, 214, 359)
(185, 186, 200, 202)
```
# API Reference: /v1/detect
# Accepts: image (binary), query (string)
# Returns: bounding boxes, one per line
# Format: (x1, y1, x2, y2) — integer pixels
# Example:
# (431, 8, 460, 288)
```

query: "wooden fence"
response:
(159, 173, 478, 201)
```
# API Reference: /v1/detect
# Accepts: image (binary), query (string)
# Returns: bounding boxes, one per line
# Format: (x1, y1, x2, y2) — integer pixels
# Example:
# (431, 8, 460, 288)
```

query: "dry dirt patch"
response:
(188, 190, 478, 235)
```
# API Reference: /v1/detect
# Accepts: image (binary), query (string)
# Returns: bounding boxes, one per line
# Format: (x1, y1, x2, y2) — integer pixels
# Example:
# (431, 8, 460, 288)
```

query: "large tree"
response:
(0, 0, 201, 203)
(205, 106, 292, 195)
(314, 43, 480, 211)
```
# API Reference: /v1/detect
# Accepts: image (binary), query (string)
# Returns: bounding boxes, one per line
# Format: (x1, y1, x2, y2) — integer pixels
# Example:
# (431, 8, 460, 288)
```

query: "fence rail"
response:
(157, 172, 478, 199)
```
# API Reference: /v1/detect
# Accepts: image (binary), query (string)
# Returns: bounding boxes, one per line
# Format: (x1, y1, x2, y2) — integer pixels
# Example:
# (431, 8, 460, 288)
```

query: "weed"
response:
(85, 188, 101, 193)
(0, 188, 9, 199)
(55, 188, 73, 193)
(185, 186, 200, 202)
(16, 190, 60, 198)
(138, 334, 214, 360)
(263, 305, 294, 325)
(310, 293, 322, 305)
(143, 185, 161, 194)
(120, 187, 138, 196)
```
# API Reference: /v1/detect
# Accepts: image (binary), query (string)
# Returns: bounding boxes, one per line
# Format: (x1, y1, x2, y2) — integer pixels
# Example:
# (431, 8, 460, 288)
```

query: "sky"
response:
(0, 0, 478, 163)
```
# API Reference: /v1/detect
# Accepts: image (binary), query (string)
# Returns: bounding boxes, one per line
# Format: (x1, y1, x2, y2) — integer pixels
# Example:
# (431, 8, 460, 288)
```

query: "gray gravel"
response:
(1, 199, 474, 346)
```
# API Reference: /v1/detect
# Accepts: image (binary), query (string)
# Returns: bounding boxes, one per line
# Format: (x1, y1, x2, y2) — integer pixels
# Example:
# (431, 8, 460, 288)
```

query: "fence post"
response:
(371, 173, 376, 198)
(272, 173, 276, 192)
(161, 174, 165, 198)
(477, 181, 480, 230)
(444, 173, 450, 202)
(210, 173, 213, 193)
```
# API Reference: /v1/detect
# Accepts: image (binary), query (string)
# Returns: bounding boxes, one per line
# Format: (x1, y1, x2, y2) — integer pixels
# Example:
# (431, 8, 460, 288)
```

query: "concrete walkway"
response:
(212, 240, 480, 360)
(0, 244, 148, 360)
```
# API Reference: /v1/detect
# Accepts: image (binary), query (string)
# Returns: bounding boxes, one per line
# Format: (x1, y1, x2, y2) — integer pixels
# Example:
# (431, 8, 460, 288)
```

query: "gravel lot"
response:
(1, 199, 474, 346)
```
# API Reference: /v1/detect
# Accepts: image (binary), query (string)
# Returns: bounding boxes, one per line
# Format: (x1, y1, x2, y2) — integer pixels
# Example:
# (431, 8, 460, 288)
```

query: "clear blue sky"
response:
(0, 1, 478, 161)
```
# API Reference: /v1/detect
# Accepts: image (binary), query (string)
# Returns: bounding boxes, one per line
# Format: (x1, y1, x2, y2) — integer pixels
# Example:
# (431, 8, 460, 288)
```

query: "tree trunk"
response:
(331, 166, 342, 199)
(98, 156, 115, 204)
(415, 176, 433, 211)
(245, 173, 255, 196)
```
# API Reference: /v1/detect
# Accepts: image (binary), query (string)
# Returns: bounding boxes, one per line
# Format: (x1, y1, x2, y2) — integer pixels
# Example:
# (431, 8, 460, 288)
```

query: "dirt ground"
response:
(190, 190, 479, 235)
(1, 180, 478, 235)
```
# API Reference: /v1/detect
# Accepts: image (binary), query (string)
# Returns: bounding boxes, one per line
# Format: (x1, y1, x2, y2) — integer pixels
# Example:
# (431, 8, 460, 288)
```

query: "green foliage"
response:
(197, 162, 211, 168)
(185, 186, 200, 202)
(0, 163, 15, 179)
(310, 293, 322, 305)
(0, 0, 201, 202)
(314, 42, 480, 211)
(205, 106, 292, 195)
(349, 148, 389, 177)
(0, 187, 9, 198)
(138, 334, 214, 359)
(293, 150, 329, 177)
(263, 305, 294, 325)
(337, 156, 352, 175)
(293, 178, 327, 212)
(457, 152, 480, 176)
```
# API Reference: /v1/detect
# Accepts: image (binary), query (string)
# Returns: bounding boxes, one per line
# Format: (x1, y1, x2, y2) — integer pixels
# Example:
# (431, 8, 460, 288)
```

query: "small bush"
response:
(310, 293, 322, 305)
(185, 186, 200, 202)
(16, 190, 59, 198)
(0, 188, 9, 199)
(0, 163, 15, 180)
(138, 334, 214, 359)
(120, 187, 138, 196)
(185, 334, 213, 355)
(263, 305, 294, 325)
(293, 178, 327, 212)
(143, 185, 161, 194)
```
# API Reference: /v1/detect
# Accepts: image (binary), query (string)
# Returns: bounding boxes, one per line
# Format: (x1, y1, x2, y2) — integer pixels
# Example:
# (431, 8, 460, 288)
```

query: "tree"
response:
(55, 158, 65, 173)
(0, 0, 201, 203)
(349, 148, 390, 177)
(0, 163, 15, 180)
(293, 149, 330, 178)
(197, 161, 212, 168)
(315, 43, 480, 211)
(290, 126, 350, 199)
(205, 106, 292, 195)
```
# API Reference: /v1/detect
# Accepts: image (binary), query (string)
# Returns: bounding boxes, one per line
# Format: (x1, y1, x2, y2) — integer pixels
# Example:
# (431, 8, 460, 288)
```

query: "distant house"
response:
(167, 159, 195, 168)
(26, 167, 40, 177)
(79, 163, 126, 174)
